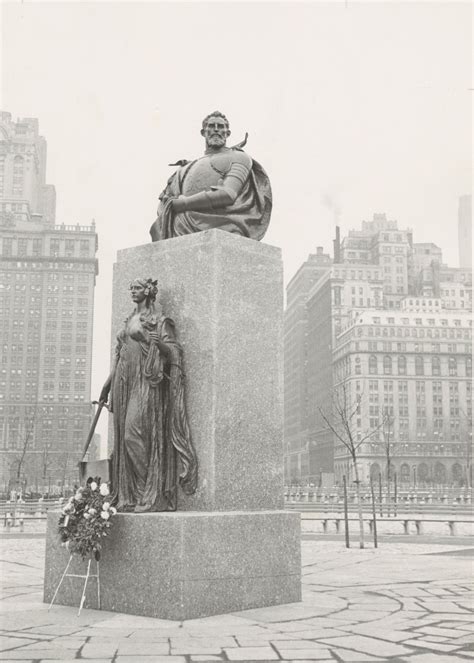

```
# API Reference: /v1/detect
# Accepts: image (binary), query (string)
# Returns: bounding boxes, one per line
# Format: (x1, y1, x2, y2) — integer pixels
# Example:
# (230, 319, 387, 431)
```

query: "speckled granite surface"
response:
(109, 230, 284, 512)
(44, 510, 301, 620)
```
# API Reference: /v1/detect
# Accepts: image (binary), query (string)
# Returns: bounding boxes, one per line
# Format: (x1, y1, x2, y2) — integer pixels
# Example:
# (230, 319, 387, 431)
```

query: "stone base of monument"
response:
(44, 510, 301, 620)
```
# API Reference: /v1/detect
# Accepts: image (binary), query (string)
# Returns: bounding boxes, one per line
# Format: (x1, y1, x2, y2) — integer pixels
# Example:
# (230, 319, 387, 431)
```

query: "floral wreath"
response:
(58, 477, 116, 560)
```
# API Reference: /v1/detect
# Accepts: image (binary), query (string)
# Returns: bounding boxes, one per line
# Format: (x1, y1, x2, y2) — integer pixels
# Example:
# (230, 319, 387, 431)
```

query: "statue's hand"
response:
(149, 331, 161, 346)
(99, 380, 111, 404)
(171, 196, 186, 213)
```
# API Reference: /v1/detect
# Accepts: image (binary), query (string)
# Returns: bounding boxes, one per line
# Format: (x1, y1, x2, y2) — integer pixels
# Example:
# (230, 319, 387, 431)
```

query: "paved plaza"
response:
(0, 535, 473, 663)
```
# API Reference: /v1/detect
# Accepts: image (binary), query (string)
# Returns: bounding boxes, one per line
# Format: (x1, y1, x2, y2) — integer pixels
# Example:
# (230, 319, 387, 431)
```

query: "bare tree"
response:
(319, 382, 382, 549)
(14, 406, 38, 489)
(378, 406, 398, 511)
(459, 406, 472, 488)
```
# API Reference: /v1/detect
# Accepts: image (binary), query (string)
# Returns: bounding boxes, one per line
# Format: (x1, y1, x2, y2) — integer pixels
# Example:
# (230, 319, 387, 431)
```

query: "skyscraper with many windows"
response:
(0, 112, 98, 493)
(284, 213, 472, 487)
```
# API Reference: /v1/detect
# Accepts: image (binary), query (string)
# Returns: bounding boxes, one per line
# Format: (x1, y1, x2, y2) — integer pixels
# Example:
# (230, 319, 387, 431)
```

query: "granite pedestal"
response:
(44, 230, 301, 618)
(44, 510, 301, 620)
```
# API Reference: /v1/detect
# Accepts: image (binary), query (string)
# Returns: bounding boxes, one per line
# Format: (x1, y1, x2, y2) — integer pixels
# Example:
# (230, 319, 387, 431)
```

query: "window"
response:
(448, 357, 457, 376)
(369, 355, 378, 375)
(415, 356, 424, 376)
(467, 357, 472, 378)
(432, 356, 440, 376)
(383, 355, 392, 375)
(398, 356, 406, 375)
(50, 239, 60, 257)
(12, 156, 24, 195)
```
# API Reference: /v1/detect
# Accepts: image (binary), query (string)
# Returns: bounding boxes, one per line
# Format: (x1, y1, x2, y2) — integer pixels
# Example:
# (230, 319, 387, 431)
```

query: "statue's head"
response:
(201, 111, 230, 149)
(129, 278, 158, 305)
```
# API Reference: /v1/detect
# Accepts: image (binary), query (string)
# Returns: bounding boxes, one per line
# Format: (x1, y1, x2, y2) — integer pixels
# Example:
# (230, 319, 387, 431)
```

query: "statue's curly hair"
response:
(130, 278, 158, 302)
(201, 111, 230, 131)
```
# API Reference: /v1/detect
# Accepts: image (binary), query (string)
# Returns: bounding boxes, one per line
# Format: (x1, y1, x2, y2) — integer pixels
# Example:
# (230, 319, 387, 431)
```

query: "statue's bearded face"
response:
(202, 116, 230, 148)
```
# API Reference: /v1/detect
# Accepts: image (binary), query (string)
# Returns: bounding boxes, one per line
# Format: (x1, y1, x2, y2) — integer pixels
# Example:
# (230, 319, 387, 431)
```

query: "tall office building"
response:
(458, 195, 472, 270)
(0, 112, 98, 493)
(284, 213, 473, 487)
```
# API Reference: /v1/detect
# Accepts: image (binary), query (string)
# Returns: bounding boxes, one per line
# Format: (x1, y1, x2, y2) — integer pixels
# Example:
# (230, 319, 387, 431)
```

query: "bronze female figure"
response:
(100, 278, 197, 512)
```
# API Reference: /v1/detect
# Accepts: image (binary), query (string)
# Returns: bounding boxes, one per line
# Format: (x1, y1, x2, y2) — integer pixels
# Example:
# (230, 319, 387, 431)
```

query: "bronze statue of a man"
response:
(150, 111, 272, 241)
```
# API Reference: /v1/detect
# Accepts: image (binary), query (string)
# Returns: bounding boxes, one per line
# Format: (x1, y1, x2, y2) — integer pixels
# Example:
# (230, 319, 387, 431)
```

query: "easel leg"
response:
(97, 560, 101, 610)
(49, 554, 73, 611)
(78, 558, 91, 616)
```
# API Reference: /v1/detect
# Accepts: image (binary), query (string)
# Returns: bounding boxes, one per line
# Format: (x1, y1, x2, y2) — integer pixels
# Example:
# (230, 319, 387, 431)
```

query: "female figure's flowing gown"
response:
(109, 311, 197, 511)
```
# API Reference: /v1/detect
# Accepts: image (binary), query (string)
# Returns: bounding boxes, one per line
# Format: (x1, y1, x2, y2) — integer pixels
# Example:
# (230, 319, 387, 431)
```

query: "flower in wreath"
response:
(57, 476, 116, 561)
(99, 483, 109, 497)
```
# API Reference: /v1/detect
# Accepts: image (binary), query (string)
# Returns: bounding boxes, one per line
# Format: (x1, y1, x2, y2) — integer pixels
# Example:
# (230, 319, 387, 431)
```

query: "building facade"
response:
(284, 213, 473, 487)
(0, 112, 98, 494)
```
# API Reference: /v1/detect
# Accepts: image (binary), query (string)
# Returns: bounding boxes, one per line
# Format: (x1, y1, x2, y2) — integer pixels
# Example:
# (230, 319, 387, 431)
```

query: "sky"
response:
(1, 1, 472, 441)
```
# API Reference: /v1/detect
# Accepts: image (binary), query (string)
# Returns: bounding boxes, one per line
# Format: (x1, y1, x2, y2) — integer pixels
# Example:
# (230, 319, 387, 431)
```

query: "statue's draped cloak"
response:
(150, 150, 272, 241)
(110, 313, 197, 511)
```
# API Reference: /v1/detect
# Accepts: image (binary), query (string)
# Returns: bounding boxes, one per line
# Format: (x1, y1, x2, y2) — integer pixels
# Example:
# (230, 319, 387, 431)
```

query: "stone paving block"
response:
(452, 635, 474, 645)
(80, 644, 118, 658)
(418, 601, 469, 613)
(407, 655, 472, 663)
(169, 637, 236, 648)
(272, 640, 329, 650)
(126, 632, 175, 641)
(402, 638, 462, 652)
(190, 658, 223, 662)
(280, 629, 348, 641)
(330, 651, 384, 662)
(297, 617, 357, 629)
(116, 643, 170, 655)
(0, 632, 53, 643)
(0, 638, 37, 652)
(435, 613, 473, 622)
(0, 651, 74, 660)
(272, 650, 333, 660)
(224, 647, 279, 660)
(331, 609, 392, 622)
(419, 625, 472, 638)
(171, 648, 223, 656)
(335, 626, 415, 643)
(115, 658, 186, 663)
(318, 635, 412, 657)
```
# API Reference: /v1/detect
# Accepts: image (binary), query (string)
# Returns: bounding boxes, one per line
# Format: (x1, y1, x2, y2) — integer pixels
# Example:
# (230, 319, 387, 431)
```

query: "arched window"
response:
(434, 462, 447, 485)
(418, 462, 429, 484)
(370, 463, 381, 481)
(448, 357, 457, 376)
(383, 355, 392, 375)
(398, 356, 406, 375)
(466, 356, 472, 378)
(369, 355, 377, 375)
(400, 463, 410, 483)
(415, 355, 424, 375)
(432, 356, 440, 376)
(452, 463, 463, 484)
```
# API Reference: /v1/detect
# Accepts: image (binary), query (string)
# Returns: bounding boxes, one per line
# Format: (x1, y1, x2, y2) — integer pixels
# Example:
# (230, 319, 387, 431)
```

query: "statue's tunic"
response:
(150, 148, 272, 241)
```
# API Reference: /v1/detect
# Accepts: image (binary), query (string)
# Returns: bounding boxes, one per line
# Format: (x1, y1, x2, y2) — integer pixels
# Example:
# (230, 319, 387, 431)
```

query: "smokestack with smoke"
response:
(321, 192, 342, 226)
